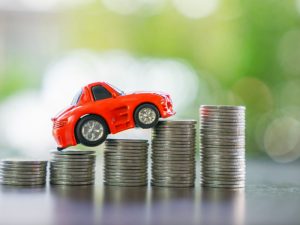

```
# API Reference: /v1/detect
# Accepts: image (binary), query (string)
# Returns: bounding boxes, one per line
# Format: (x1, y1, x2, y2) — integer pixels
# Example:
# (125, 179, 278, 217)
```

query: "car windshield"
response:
(71, 89, 82, 105)
(107, 83, 125, 96)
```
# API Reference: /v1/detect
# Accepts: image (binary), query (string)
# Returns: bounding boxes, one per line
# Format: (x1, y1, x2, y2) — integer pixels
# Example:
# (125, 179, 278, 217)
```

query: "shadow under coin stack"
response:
(200, 105, 246, 189)
(104, 139, 148, 187)
(0, 160, 47, 186)
(151, 120, 197, 187)
(50, 150, 96, 185)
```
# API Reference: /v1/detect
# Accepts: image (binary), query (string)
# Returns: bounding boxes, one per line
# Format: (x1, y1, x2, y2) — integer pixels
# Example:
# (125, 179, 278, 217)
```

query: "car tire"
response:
(75, 115, 109, 147)
(134, 104, 160, 129)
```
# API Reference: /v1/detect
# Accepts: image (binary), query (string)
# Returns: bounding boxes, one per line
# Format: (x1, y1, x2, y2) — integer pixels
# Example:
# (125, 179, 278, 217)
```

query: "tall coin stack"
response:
(104, 139, 149, 187)
(50, 150, 96, 186)
(0, 160, 47, 186)
(151, 120, 197, 187)
(200, 105, 246, 189)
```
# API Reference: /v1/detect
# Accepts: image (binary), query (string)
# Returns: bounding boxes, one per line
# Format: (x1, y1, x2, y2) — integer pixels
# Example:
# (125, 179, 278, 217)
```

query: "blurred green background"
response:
(1, 0, 300, 162)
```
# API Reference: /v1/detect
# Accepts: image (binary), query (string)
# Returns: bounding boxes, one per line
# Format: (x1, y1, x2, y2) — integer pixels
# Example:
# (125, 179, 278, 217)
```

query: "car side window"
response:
(92, 85, 112, 101)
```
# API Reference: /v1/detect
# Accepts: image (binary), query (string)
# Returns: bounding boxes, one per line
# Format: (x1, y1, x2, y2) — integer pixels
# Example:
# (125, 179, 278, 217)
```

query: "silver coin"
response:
(50, 160, 95, 165)
(104, 148, 148, 153)
(153, 129, 196, 134)
(152, 151, 195, 156)
(1, 177, 46, 183)
(152, 137, 196, 142)
(153, 177, 195, 183)
(152, 168, 195, 174)
(50, 165, 95, 170)
(104, 181, 147, 187)
(104, 160, 147, 165)
(158, 119, 197, 124)
(201, 179, 245, 185)
(104, 169, 147, 175)
(106, 138, 148, 143)
(152, 166, 195, 171)
(0, 170, 46, 176)
(201, 146, 245, 152)
(151, 155, 195, 160)
(152, 143, 196, 149)
(104, 175, 147, 180)
(51, 158, 95, 163)
(51, 150, 95, 155)
(104, 157, 147, 161)
(201, 173, 245, 179)
(0, 164, 47, 169)
(50, 180, 94, 185)
(152, 173, 195, 179)
(200, 113, 245, 119)
(201, 168, 245, 173)
(202, 174, 245, 180)
(200, 130, 245, 136)
(151, 180, 194, 186)
(200, 121, 245, 127)
(50, 166, 94, 171)
(201, 164, 245, 170)
(0, 159, 47, 165)
(200, 123, 245, 129)
(152, 150, 195, 155)
(200, 107, 245, 113)
(53, 155, 96, 159)
(0, 167, 47, 172)
(201, 155, 246, 161)
(50, 172, 94, 177)
(0, 180, 46, 186)
(0, 173, 46, 178)
(201, 105, 245, 110)
(153, 131, 196, 136)
(104, 143, 149, 149)
(200, 116, 245, 122)
(105, 172, 147, 177)
(104, 149, 148, 154)
(104, 156, 147, 161)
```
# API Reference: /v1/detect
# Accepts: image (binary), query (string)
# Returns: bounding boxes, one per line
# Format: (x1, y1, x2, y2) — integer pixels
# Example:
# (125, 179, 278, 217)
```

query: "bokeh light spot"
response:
(264, 116, 300, 162)
(172, 0, 219, 19)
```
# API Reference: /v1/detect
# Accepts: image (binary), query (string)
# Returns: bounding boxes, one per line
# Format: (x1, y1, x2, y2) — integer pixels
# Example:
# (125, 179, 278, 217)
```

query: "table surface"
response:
(0, 160, 300, 225)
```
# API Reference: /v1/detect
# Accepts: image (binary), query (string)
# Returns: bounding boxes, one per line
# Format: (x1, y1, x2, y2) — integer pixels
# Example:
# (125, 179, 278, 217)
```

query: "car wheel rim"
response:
(138, 108, 156, 125)
(81, 120, 104, 142)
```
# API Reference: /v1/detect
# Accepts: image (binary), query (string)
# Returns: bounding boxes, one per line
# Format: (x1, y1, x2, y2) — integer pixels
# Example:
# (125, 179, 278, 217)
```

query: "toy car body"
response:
(52, 82, 175, 150)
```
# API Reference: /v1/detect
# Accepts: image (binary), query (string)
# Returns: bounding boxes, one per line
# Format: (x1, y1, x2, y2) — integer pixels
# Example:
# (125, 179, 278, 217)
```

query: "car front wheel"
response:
(134, 104, 160, 129)
(75, 115, 109, 147)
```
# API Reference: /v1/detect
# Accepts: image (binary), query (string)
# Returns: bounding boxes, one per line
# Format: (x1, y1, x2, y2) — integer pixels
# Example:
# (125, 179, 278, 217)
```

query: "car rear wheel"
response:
(134, 104, 160, 129)
(75, 115, 109, 147)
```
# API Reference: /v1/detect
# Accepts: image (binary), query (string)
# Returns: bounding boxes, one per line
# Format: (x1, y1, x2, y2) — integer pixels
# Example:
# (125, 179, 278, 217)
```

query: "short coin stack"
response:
(151, 120, 197, 187)
(0, 160, 47, 186)
(200, 105, 246, 189)
(50, 150, 96, 186)
(104, 139, 148, 187)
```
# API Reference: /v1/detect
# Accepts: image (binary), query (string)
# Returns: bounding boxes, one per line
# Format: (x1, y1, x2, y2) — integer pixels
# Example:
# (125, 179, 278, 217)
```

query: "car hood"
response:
(131, 91, 170, 98)
(52, 105, 75, 121)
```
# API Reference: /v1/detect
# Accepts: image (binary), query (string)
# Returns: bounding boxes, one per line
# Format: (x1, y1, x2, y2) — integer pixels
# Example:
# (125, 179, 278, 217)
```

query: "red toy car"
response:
(52, 82, 175, 150)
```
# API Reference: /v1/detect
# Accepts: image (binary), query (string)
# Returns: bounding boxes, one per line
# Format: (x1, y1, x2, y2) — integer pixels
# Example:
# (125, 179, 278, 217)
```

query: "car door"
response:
(91, 85, 132, 132)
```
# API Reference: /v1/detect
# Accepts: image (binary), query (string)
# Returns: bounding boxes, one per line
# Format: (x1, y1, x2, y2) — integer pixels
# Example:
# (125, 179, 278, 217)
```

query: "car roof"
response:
(85, 82, 108, 89)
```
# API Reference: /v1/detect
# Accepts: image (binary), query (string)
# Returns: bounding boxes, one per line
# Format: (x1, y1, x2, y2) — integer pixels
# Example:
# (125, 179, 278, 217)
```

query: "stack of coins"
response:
(200, 105, 246, 189)
(151, 120, 197, 187)
(104, 139, 148, 187)
(50, 150, 96, 186)
(0, 160, 47, 186)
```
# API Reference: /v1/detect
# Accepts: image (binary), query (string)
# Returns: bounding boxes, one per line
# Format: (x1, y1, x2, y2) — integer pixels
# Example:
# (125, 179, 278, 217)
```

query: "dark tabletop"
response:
(0, 160, 300, 225)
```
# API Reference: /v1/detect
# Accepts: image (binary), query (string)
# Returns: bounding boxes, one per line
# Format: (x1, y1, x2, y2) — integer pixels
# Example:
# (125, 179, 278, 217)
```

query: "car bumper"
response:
(160, 106, 176, 118)
(52, 125, 77, 149)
